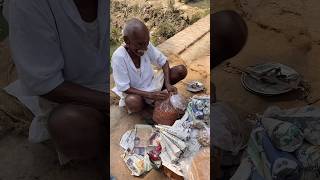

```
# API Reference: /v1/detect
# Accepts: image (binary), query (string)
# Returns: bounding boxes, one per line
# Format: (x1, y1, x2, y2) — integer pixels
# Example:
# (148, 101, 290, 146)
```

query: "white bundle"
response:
(156, 125, 189, 140)
(161, 130, 187, 151)
(123, 153, 152, 176)
(160, 133, 181, 163)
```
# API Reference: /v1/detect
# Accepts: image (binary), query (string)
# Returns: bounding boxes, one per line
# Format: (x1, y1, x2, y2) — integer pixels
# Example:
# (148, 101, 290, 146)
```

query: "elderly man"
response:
(3, 0, 108, 170)
(112, 18, 187, 113)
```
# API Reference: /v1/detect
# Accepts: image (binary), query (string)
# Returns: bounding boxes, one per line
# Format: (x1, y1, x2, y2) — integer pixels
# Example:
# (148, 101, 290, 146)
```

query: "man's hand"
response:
(165, 84, 177, 94)
(42, 82, 107, 112)
(148, 91, 169, 101)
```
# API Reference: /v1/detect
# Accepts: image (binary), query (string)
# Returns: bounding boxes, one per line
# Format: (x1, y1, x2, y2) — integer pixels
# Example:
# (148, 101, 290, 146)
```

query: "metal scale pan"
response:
(240, 63, 300, 96)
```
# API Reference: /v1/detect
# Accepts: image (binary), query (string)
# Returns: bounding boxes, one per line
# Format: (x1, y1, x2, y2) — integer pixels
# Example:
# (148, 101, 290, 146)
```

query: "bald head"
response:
(212, 10, 248, 68)
(123, 18, 149, 38)
(123, 18, 150, 57)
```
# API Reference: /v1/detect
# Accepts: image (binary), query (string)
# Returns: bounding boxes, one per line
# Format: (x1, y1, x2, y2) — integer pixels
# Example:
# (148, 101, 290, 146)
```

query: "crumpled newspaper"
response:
(156, 111, 191, 141)
(120, 129, 136, 151)
(156, 110, 206, 175)
(187, 95, 210, 124)
(197, 127, 210, 147)
(245, 124, 302, 180)
(119, 96, 211, 177)
(261, 117, 304, 152)
(159, 151, 184, 177)
(263, 106, 320, 145)
(295, 142, 320, 178)
(122, 153, 153, 176)
(119, 125, 156, 176)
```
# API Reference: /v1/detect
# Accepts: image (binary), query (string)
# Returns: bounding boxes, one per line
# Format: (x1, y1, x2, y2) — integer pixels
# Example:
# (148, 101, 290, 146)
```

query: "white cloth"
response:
(2, 0, 109, 143)
(111, 43, 167, 107)
(116, 70, 164, 107)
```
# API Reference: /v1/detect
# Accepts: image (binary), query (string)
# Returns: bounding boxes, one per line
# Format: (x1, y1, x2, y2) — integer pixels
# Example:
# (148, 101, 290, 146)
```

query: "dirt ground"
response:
(213, 0, 320, 113)
(0, 135, 104, 180)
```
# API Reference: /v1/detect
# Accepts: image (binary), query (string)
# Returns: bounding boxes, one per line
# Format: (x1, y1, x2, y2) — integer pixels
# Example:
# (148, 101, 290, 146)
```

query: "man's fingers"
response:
(152, 91, 169, 100)
(159, 93, 169, 100)
(160, 94, 168, 98)
(156, 96, 166, 100)
(173, 88, 178, 93)
(159, 93, 169, 97)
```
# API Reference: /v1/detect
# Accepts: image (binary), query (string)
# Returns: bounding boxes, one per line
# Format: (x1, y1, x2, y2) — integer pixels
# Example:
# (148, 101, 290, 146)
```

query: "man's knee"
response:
(48, 104, 104, 159)
(171, 65, 187, 81)
(125, 95, 144, 113)
(176, 65, 188, 79)
(48, 104, 103, 131)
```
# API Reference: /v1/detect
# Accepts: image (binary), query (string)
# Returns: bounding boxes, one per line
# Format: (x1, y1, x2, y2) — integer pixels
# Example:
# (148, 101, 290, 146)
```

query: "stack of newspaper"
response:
(156, 111, 204, 176)
(119, 124, 157, 176)
(119, 95, 211, 177)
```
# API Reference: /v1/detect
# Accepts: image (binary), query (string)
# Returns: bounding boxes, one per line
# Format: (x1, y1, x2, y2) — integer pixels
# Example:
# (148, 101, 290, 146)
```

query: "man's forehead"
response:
(131, 28, 149, 39)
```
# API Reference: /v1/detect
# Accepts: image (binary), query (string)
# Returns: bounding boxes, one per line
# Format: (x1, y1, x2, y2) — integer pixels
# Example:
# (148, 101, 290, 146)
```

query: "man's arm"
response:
(42, 82, 107, 112)
(9, 1, 107, 112)
(123, 61, 171, 100)
(147, 43, 177, 93)
(162, 61, 177, 93)
(162, 61, 171, 87)
(124, 87, 168, 100)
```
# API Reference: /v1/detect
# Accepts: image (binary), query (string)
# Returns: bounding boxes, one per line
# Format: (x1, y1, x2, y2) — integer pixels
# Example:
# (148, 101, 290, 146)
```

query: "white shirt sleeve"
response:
(111, 55, 130, 92)
(147, 42, 167, 68)
(8, 0, 64, 95)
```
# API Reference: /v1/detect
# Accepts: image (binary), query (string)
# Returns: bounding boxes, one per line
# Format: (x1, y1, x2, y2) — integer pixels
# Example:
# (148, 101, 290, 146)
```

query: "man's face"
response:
(126, 29, 150, 57)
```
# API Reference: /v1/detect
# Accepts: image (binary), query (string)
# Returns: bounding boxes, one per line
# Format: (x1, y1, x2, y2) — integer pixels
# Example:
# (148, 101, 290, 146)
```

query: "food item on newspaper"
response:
(148, 144, 162, 161)
(123, 153, 152, 176)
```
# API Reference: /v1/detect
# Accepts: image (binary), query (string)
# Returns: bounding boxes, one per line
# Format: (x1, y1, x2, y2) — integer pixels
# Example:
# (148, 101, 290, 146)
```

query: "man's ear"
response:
(123, 36, 130, 45)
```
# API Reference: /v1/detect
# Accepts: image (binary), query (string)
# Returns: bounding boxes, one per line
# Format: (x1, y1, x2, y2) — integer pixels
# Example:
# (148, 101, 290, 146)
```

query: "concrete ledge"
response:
(157, 15, 210, 56)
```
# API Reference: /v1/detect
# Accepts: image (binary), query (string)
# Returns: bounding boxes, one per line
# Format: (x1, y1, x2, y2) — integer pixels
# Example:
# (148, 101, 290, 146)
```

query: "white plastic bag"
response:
(170, 93, 187, 111)
(153, 93, 186, 126)
(211, 102, 250, 153)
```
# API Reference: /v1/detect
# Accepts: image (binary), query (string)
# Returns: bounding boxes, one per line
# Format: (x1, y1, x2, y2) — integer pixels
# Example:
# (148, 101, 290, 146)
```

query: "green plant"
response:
(110, 26, 122, 45)
(131, 4, 140, 14)
(156, 22, 176, 39)
(189, 12, 202, 24)
(150, 35, 159, 46)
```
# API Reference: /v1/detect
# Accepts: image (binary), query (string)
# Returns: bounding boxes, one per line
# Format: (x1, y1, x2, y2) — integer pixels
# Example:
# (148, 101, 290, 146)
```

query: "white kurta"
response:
(111, 43, 167, 107)
(3, 0, 109, 143)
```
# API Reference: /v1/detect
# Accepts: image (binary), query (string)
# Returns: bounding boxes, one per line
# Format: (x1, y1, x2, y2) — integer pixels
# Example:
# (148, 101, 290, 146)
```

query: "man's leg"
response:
(125, 65, 187, 113)
(125, 94, 145, 113)
(164, 65, 188, 87)
(47, 104, 105, 160)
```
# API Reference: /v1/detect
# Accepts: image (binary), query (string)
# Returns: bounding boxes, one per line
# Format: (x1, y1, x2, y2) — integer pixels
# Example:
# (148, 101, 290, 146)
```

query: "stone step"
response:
(157, 14, 210, 56)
